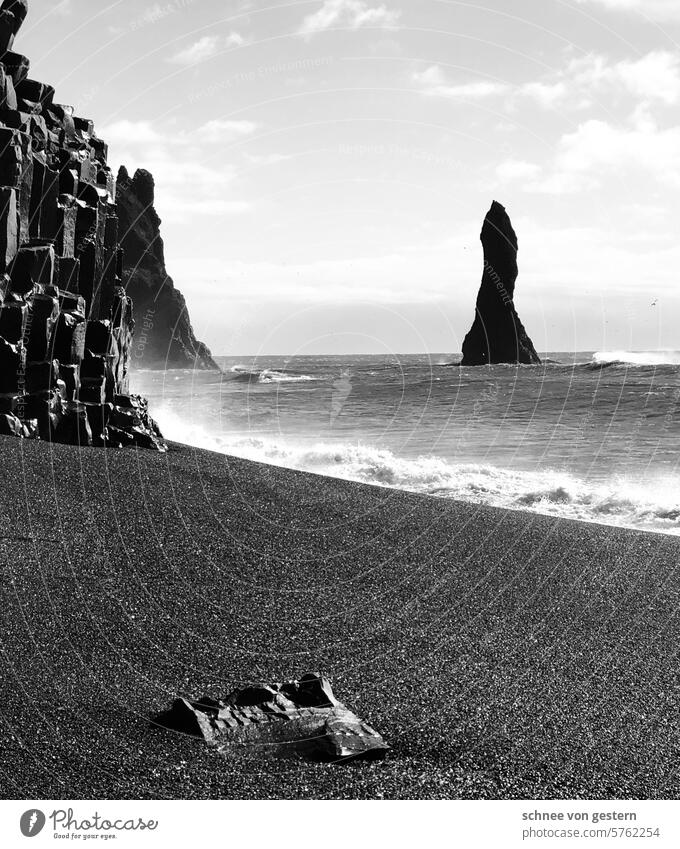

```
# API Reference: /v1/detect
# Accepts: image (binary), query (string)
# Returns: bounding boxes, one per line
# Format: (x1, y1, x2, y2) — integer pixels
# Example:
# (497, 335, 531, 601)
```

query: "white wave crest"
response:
(229, 365, 317, 384)
(593, 350, 680, 367)
(155, 408, 680, 536)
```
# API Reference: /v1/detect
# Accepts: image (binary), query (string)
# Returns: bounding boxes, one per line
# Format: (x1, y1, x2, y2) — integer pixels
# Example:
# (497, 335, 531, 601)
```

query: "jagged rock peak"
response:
(131, 168, 154, 208)
(116, 167, 218, 371)
(461, 201, 541, 366)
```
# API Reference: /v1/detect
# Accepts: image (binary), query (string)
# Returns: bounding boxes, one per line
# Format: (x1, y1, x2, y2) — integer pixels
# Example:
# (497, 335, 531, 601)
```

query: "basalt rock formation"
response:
(116, 168, 218, 371)
(154, 673, 390, 763)
(461, 201, 541, 366)
(0, 0, 165, 449)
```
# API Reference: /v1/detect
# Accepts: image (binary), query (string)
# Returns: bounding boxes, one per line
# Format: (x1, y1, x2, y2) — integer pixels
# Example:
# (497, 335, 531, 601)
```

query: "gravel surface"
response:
(1, 436, 679, 800)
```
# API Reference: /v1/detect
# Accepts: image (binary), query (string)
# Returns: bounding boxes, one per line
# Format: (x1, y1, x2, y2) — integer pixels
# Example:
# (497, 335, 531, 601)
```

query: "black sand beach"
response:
(1, 435, 679, 800)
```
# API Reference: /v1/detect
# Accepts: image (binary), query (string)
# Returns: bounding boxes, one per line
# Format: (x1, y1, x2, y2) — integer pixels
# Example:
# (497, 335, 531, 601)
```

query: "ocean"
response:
(131, 352, 680, 536)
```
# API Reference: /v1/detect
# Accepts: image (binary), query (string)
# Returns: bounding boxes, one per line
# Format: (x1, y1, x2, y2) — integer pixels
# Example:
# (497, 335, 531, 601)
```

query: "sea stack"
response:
(116, 168, 218, 370)
(461, 201, 541, 366)
(0, 0, 165, 449)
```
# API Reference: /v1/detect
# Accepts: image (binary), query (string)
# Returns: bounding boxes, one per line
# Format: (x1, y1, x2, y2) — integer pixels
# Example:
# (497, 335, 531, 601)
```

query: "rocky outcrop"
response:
(461, 201, 541, 366)
(116, 168, 218, 371)
(154, 673, 390, 763)
(0, 0, 165, 449)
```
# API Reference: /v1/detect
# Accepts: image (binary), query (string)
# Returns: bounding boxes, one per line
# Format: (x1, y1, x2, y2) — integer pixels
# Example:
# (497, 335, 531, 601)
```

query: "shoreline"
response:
(153, 434, 680, 541)
(211, 449, 680, 540)
(1, 435, 680, 799)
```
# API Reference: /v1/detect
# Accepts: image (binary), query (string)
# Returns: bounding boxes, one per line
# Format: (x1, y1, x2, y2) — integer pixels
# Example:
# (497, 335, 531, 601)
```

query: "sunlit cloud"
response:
(300, 0, 401, 38)
(498, 114, 680, 194)
(576, 0, 680, 21)
(412, 65, 508, 100)
(169, 32, 246, 65)
(198, 120, 259, 143)
(414, 52, 680, 110)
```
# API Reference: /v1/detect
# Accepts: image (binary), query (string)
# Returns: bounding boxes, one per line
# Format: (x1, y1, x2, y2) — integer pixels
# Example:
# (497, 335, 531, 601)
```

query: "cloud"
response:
(102, 119, 259, 147)
(603, 51, 680, 104)
(113, 151, 246, 220)
(225, 32, 246, 47)
(554, 118, 680, 184)
(414, 52, 680, 111)
(497, 113, 680, 194)
(300, 0, 400, 38)
(520, 81, 570, 108)
(575, 0, 680, 21)
(413, 65, 509, 100)
(100, 120, 251, 220)
(198, 120, 259, 143)
(99, 120, 166, 145)
(169, 33, 246, 65)
(526, 52, 680, 108)
(170, 35, 221, 65)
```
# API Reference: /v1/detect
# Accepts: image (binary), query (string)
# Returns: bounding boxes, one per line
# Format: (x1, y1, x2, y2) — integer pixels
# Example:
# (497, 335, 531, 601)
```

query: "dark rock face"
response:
(116, 167, 218, 371)
(0, 0, 27, 54)
(154, 673, 390, 763)
(0, 2, 165, 450)
(461, 201, 541, 366)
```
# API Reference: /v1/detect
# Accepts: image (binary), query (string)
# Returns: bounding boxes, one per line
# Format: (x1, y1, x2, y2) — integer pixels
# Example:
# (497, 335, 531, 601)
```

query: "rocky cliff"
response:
(0, 0, 165, 449)
(461, 201, 541, 366)
(116, 167, 217, 371)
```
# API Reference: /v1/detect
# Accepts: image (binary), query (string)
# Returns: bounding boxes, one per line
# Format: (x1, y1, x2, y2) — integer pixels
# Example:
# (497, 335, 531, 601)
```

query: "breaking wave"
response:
(228, 365, 318, 384)
(156, 408, 680, 536)
(591, 351, 680, 368)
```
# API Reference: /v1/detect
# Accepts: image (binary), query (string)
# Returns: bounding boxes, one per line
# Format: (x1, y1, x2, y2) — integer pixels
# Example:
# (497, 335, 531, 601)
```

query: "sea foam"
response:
(592, 350, 680, 367)
(154, 407, 680, 536)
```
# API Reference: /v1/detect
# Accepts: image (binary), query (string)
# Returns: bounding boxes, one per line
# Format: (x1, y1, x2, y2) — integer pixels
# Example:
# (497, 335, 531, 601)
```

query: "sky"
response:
(18, 0, 680, 355)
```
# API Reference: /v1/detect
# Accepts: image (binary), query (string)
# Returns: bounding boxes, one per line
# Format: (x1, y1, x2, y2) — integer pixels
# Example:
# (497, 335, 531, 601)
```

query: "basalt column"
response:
(0, 0, 165, 449)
